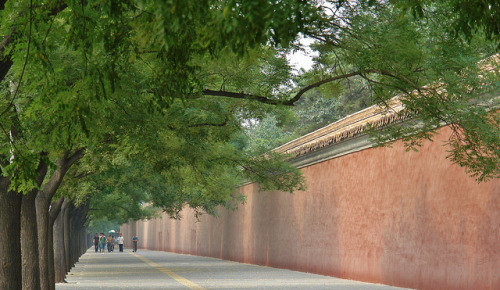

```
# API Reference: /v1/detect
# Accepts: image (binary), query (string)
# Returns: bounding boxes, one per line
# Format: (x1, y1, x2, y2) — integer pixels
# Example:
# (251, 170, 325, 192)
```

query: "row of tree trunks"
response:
(19, 195, 90, 290)
(52, 198, 90, 285)
(69, 203, 89, 270)
(0, 149, 87, 289)
(37, 152, 80, 289)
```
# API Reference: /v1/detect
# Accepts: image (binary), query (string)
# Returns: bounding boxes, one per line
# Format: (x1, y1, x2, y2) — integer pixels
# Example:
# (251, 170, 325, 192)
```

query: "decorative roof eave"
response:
(273, 96, 408, 158)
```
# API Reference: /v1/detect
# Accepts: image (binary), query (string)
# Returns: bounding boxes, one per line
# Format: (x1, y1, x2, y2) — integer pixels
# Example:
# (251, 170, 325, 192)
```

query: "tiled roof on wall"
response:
(273, 97, 407, 157)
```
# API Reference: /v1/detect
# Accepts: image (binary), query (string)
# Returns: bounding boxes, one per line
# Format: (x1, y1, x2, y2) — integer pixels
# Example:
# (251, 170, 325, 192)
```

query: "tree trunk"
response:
(21, 160, 48, 290)
(48, 197, 64, 290)
(68, 206, 75, 268)
(63, 200, 71, 274)
(68, 203, 89, 268)
(53, 200, 67, 283)
(21, 190, 41, 290)
(0, 177, 22, 290)
(47, 221, 55, 290)
(36, 195, 51, 290)
(83, 230, 89, 254)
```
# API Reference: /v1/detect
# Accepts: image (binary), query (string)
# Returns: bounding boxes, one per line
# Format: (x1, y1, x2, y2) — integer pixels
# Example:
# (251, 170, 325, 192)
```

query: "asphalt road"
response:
(56, 248, 410, 289)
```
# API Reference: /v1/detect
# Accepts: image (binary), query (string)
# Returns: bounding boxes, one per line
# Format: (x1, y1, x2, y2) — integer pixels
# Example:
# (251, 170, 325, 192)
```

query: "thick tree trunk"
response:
(36, 195, 51, 290)
(21, 160, 47, 290)
(21, 190, 41, 290)
(53, 200, 67, 283)
(48, 197, 64, 290)
(0, 177, 22, 290)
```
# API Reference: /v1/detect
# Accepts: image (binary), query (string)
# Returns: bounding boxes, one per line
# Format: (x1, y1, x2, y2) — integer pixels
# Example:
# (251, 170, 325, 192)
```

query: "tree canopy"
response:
(1, 0, 498, 230)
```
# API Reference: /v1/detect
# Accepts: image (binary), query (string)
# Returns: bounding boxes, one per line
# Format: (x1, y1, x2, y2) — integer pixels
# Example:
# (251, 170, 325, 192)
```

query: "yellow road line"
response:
(128, 251, 205, 289)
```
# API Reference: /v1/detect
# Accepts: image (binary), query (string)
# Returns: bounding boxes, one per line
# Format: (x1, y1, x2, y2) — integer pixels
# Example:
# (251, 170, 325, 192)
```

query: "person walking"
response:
(99, 233, 106, 253)
(93, 233, 99, 252)
(132, 236, 139, 252)
(117, 234, 124, 252)
(106, 234, 114, 252)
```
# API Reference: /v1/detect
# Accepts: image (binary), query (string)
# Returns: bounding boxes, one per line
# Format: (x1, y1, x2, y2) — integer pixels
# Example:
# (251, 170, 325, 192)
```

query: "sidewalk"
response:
(56, 248, 411, 289)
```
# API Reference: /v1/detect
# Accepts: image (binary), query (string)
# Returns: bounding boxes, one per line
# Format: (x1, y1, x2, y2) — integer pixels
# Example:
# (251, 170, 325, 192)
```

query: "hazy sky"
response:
(287, 37, 316, 73)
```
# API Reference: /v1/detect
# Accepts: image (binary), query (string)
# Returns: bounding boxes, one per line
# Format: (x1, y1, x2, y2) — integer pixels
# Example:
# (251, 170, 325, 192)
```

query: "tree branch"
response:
(288, 71, 371, 105)
(73, 171, 95, 180)
(202, 89, 287, 105)
(188, 116, 229, 128)
(49, 196, 65, 225)
(37, 149, 85, 203)
(202, 70, 382, 106)
(0, 0, 67, 83)
(34, 153, 48, 187)
(65, 148, 86, 167)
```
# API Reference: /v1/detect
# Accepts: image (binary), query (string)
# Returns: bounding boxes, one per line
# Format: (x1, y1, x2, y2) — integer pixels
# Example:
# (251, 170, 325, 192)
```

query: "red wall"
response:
(122, 126, 500, 289)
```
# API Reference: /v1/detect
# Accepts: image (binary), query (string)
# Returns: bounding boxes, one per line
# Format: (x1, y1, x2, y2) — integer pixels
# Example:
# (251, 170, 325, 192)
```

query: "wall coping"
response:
(273, 96, 406, 165)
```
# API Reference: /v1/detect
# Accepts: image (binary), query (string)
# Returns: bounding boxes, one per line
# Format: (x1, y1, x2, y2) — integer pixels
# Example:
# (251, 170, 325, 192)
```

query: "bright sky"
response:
(287, 37, 317, 73)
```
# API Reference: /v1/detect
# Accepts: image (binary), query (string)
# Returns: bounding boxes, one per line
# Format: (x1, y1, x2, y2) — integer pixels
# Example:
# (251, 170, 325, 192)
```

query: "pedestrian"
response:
(107, 234, 114, 252)
(132, 236, 139, 252)
(99, 233, 106, 253)
(94, 233, 99, 252)
(117, 233, 124, 252)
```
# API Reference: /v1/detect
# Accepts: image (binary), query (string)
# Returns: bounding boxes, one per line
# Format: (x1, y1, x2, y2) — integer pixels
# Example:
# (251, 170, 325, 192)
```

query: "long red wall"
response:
(122, 126, 500, 289)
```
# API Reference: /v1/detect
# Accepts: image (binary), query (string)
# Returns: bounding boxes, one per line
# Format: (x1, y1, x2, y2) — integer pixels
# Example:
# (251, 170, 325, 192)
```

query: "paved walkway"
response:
(56, 248, 410, 289)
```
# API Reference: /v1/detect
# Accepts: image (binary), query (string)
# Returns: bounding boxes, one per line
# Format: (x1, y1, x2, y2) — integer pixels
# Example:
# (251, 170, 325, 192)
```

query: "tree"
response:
(1, 3, 308, 284)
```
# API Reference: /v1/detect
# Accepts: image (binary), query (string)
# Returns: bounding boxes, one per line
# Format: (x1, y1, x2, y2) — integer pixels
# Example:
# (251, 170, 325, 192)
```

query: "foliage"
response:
(341, 1, 500, 181)
(0, 0, 498, 227)
(391, 0, 500, 44)
(53, 46, 308, 221)
(87, 217, 121, 236)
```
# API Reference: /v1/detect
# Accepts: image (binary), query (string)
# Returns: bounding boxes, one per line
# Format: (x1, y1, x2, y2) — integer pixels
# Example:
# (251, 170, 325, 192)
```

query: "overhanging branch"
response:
(66, 148, 86, 167)
(201, 69, 412, 106)
(202, 89, 287, 105)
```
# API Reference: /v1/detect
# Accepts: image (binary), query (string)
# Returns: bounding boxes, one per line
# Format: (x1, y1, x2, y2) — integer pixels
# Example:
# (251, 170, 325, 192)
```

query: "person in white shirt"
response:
(117, 233, 124, 252)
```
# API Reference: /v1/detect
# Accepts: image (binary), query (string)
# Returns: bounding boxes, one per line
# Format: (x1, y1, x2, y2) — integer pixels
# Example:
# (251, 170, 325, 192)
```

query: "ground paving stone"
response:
(56, 248, 411, 289)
